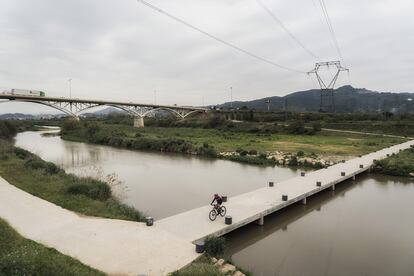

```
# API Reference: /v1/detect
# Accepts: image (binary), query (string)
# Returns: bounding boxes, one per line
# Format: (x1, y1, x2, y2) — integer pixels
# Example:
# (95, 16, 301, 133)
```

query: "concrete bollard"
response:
(146, 217, 154, 226)
(195, 241, 205, 253)
(282, 195, 288, 201)
(301, 172, 305, 177)
(360, 164, 364, 168)
(225, 216, 232, 225)
(341, 172, 346, 176)
(222, 196, 227, 202)
(269, 181, 274, 187)
(316, 181, 322, 187)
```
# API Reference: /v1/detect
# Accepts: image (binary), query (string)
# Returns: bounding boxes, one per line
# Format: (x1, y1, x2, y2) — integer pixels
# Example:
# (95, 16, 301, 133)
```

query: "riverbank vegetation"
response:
(172, 236, 250, 276)
(373, 147, 414, 177)
(211, 111, 414, 137)
(0, 218, 104, 276)
(0, 139, 144, 222)
(59, 117, 406, 168)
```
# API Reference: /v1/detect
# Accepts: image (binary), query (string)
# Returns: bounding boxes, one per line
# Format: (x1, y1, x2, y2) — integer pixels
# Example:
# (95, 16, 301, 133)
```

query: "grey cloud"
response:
(0, 0, 413, 114)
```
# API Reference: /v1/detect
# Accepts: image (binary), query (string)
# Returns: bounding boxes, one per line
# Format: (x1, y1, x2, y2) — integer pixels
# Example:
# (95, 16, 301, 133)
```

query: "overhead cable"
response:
(318, 0, 346, 66)
(136, 0, 306, 74)
(256, 0, 319, 60)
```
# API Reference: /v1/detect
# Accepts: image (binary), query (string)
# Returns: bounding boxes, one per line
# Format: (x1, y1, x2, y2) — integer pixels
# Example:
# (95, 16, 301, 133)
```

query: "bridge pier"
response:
(255, 214, 264, 226)
(301, 197, 307, 205)
(134, 117, 145, 128)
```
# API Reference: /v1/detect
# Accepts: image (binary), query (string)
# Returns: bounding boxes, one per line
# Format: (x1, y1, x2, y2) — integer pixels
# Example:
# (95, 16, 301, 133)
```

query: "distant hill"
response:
(81, 107, 125, 117)
(0, 113, 35, 120)
(219, 86, 414, 113)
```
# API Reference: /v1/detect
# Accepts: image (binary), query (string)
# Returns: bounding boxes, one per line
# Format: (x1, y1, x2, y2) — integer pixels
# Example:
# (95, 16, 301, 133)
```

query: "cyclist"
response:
(210, 193, 223, 214)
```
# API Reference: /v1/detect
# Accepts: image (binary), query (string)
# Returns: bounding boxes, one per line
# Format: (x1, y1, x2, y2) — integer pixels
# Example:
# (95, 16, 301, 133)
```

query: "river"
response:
(15, 130, 414, 275)
(15, 130, 300, 219)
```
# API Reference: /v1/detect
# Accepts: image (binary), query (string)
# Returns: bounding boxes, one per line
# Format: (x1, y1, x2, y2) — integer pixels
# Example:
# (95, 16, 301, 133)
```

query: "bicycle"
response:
(209, 204, 226, 221)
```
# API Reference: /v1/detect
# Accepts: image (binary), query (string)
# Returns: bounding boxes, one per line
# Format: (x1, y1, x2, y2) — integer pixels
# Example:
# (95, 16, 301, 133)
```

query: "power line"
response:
(317, 0, 346, 66)
(255, 0, 319, 60)
(136, 0, 306, 74)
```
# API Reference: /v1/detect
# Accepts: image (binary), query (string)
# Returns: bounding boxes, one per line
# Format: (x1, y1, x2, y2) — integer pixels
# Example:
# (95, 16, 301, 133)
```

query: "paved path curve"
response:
(0, 139, 413, 275)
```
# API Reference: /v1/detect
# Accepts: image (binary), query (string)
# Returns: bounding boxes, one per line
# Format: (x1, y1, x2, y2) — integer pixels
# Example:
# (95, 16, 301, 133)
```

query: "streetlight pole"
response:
(230, 86, 233, 109)
(68, 79, 72, 98)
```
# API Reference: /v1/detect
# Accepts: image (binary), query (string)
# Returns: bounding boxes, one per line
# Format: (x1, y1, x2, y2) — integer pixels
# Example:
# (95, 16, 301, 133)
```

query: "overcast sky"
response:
(0, 0, 413, 114)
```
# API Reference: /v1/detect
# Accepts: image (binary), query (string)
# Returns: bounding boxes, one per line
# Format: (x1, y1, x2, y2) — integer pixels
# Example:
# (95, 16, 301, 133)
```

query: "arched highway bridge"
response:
(0, 94, 209, 127)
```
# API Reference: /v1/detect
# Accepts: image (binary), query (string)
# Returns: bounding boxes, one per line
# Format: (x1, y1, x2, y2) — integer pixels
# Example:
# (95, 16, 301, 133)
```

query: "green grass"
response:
(374, 148, 414, 177)
(172, 255, 252, 276)
(171, 256, 224, 276)
(321, 120, 414, 137)
(0, 143, 145, 222)
(63, 123, 407, 157)
(0, 218, 104, 276)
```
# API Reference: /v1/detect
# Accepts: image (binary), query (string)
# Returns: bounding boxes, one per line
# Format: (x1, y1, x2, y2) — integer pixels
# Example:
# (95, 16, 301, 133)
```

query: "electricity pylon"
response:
(308, 61, 349, 113)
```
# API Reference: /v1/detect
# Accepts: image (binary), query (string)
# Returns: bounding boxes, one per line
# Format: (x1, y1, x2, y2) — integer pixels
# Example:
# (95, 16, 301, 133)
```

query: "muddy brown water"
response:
(224, 175, 414, 276)
(15, 131, 414, 275)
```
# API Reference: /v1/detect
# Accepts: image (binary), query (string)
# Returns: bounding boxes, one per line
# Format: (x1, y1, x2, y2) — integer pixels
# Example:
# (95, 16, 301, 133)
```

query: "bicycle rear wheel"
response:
(219, 206, 226, 217)
(209, 209, 217, 221)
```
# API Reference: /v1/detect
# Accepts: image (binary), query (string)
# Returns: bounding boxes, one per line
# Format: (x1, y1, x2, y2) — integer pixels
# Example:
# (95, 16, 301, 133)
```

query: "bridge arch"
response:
(0, 96, 208, 128)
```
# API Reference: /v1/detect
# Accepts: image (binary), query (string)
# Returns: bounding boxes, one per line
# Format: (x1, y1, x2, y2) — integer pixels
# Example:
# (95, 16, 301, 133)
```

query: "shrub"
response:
(207, 116, 226, 128)
(197, 144, 217, 158)
(14, 148, 31, 159)
(86, 123, 101, 138)
(61, 118, 81, 133)
(248, 149, 257, 155)
(248, 127, 260, 133)
(312, 122, 322, 132)
(67, 181, 111, 201)
(288, 156, 298, 166)
(0, 121, 17, 139)
(240, 150, 248, 156)
(204, 235, 225, 256)
(297, 151, 304, 157)
(24, 158, 61, 174)
(45, 162, 61, 174)
(24, 158, 47, 170)
(259, 152, 267, 159)
(286, 121, 306, 135)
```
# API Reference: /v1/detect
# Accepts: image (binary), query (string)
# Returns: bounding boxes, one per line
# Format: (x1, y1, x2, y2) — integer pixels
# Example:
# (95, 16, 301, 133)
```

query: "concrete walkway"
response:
(0, 179, 198, 275)
(0, 139, 413, 275)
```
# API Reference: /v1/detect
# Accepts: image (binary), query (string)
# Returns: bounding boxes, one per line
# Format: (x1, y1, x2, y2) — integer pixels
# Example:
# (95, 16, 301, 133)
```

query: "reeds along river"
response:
(16, 130, 414, 275)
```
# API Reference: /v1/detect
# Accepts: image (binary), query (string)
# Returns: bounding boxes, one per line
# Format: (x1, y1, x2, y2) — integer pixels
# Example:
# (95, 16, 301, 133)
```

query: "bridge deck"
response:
(0, 139, 413, 275)
(0, 94, 207, 111)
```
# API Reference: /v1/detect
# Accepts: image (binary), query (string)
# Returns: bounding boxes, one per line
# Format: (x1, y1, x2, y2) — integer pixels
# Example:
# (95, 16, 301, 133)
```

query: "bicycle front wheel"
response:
(209, 209, 217, 221)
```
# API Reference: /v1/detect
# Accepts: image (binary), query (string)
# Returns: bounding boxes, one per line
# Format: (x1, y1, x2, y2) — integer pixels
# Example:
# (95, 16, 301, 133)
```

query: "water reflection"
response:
(225, 174, 414, 276)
